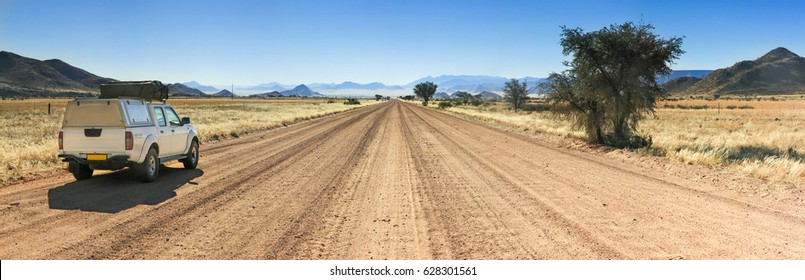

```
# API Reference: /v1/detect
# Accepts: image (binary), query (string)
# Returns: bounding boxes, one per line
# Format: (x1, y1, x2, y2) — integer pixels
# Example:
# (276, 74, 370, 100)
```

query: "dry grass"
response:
(439, 99, 805, 185)
(644, 99, 805, 184)
(0, 99, 69, 181)
(0, 98, 377, 183)
(445, 103, 584, 139)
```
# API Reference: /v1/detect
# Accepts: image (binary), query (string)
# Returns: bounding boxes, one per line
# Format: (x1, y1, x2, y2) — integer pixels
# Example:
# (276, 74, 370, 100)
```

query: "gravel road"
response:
(1, 100, 803, 259)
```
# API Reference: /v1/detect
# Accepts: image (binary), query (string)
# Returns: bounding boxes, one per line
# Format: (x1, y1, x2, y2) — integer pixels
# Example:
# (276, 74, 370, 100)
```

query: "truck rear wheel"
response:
(135, 147, 159, 182)
(69, 162, 93, 180)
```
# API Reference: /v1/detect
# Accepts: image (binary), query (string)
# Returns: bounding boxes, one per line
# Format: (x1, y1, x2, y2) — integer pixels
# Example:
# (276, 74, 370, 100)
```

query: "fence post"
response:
(48, 103, 51, 115)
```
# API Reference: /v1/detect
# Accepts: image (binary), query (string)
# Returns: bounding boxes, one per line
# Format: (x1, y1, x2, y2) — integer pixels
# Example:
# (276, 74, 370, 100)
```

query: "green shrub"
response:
(343, 98, 360, 105)
(437, 101, 453, 109)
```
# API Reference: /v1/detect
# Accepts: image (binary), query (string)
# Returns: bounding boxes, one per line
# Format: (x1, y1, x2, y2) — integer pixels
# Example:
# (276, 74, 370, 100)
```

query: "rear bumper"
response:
(59, 154, 130, 170)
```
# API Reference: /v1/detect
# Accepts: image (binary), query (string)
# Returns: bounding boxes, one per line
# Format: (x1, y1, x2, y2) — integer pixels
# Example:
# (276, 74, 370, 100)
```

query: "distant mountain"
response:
(404, 75, 547, 93)
(0, 51, 116, 96)
(310, 81, 403, 91)
(662, 77, 702, 94)
(478, 91, 502, 101)
(433, 92, 451, 99)
(679, 47, 805, 95)
(242, 83, 289, 92)
(183, 81, 219, 93)
(657, 70, 712, 85)
(406, 75, 508, 92)
(167, 83, 205, 96)
(405, 75, 507, 89)
(446, 82, 504, 92)
(249, 91, 283, 98)
(281, 84, 323, 97)
(211, 89, 234, 97)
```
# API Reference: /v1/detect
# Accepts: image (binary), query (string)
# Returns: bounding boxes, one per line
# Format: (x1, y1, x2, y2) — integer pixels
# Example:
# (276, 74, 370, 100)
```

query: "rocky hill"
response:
(167, 83, 206, 97)
(656, 70, 712, 85)
(478, 91, 502, 101)
(662, 76, 702, 94)
(183, 81, 219, 93)
(249, 91, 283, 98)
(280, 84, 323, 97)
(677, 47, 805, 95)
(433, 92, 451, 99)
(211, 89, 234, 97)
(0, 51, 116, 96)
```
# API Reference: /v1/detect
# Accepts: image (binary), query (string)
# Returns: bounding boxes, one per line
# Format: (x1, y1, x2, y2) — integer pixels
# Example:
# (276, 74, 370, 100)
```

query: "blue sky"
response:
(1, 0, 803, 86)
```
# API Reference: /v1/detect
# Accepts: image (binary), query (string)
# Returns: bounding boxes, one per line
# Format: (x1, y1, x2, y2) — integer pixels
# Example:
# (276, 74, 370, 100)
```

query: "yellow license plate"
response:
(87, 154, 107, 161)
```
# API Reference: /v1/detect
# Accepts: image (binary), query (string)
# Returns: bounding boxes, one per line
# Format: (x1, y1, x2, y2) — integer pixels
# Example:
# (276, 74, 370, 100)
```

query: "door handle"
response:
(160, 131, 163, 134)
(171, 129, 175, 133)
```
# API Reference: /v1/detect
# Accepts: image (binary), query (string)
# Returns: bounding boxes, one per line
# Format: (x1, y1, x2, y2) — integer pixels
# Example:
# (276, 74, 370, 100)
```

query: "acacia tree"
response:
(503, 79, 529, 112)
(454, 91, 472, 105)
(375, 94, 383, 101)
(413, 81, 437, 106)
(540, 22, 684, 147)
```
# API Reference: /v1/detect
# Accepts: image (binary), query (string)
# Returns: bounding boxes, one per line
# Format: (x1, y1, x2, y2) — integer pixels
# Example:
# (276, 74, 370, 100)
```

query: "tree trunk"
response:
(595, 126, 604, 144)
(613, 117, 629, 143)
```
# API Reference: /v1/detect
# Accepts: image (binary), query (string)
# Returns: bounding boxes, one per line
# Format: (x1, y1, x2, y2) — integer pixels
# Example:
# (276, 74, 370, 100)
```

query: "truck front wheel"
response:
(181, 140, 199, 169)
(135, 147, 159, 182)
(69, 162, 93, 180)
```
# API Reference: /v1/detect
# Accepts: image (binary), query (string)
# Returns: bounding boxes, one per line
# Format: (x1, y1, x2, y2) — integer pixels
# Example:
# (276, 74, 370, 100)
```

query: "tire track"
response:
(59, 105, 387, 259)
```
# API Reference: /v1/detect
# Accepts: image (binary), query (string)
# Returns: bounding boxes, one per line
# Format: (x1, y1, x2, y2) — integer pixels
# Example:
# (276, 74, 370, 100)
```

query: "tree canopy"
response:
(503, 79, 529, 112)
(413, 81, 437, 106)
(540, 22, 684, 147)
(454, 91, 472, 105)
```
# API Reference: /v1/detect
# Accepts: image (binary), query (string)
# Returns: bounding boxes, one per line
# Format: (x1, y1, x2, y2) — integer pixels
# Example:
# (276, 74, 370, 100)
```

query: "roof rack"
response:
(99, 80, 169, 102)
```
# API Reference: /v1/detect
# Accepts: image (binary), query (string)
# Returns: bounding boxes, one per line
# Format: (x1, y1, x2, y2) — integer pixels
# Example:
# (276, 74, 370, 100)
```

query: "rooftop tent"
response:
(99, 81, 169, 101)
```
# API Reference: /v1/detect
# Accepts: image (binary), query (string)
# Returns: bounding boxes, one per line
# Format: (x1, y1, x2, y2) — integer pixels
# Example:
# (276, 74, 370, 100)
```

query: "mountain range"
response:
(241, 82, 289, 92)
(656, 70, 712, 84)
(167, 83, 205, 97)
(309, 81, 403, 91)
(249, 91, 283, 98)
(403, 75, 546, 93)
(280, 84, 323, 97)
(246, 84, 323, 98)
(664, 47, 805, 96)
(183, 81, 219, 93)
(0, 51, 115, 97)
(212, 89, 235, 97)
(3, 48, 802, 98)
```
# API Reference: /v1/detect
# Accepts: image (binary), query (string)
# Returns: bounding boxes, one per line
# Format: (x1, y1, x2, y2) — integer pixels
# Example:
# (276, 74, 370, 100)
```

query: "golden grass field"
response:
(440, 98, 805, 185)
(0, 98, 378, 183)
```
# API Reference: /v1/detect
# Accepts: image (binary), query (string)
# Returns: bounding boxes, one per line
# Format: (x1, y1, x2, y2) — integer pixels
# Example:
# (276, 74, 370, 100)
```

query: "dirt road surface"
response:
(1, 100, 803, 259)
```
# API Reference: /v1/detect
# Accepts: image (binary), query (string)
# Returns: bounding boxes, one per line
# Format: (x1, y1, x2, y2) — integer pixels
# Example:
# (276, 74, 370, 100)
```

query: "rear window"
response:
(123, 101, 151, 125)
(62, 100, 126, 127)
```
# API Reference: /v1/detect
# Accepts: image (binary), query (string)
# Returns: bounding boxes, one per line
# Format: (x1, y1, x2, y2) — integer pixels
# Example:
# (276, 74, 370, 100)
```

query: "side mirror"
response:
(182, 117, 190, 124)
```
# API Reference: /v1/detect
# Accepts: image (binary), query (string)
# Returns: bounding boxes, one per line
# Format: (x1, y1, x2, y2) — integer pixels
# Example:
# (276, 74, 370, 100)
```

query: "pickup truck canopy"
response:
(62, 99, 127, 127)
(99, 81, 169, 102)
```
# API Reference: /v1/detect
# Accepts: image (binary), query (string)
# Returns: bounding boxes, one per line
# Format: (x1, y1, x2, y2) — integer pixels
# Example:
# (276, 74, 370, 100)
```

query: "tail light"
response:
(125, 131, 133, 150)
(58, 131, 63, 150)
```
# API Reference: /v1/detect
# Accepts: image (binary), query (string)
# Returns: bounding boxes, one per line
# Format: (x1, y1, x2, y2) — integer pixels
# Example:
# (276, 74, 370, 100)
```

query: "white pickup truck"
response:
(58, 81, 199, 182)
